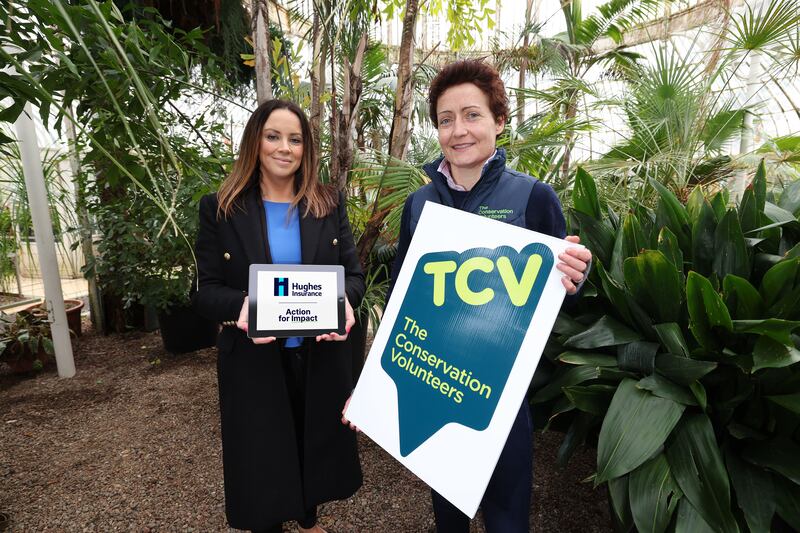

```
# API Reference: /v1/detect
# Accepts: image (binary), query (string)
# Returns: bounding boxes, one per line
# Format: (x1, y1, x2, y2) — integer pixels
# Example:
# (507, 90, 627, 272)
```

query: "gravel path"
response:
(0, 325, 610, 532)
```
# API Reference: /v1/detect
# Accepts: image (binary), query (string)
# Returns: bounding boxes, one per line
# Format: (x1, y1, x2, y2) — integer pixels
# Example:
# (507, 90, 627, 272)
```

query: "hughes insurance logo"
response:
(274, 277, 289, 296)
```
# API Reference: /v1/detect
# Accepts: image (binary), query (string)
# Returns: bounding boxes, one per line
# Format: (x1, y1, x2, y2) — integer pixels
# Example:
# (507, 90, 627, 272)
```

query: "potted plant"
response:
(0, 311, 55, 373)
(23, 298, 85, 336)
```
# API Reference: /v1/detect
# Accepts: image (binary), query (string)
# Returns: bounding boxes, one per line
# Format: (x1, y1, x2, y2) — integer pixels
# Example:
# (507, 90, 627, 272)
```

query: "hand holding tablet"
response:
(247, 264, 347, 339)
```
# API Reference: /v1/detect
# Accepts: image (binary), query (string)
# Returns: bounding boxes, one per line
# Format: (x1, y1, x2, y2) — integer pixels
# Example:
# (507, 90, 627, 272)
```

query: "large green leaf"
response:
(739, 187, 760, 234)
(657, 226, 684, 273)
(572, 166, 602, 219)
(557, 351, 618, 366)
(596, 261, 634, 324)
(562, 315, 642, 349)
(622, 214, 648, 259)
(608, 475, 635, 532)
(743, 438, 800, 485)
(726, 449, 775, 533)
(752, 336, 800, 371)
(624, 251, 683, 323)
(610, 223, 626, 283)
(766, 392, 800, 414)
(753, 161, 767, 212)
(653, 323, 690, 358)
(686, 186, 705, 223)
(596, 379, 684, 484)
(563, 384, 615, 415)
(617, 341, 658, 374)
(765, 201, 798, 225)
(654, 354, 717, 385)
(723, 275, 764, 320)
(732, 318, 800, 345)
(774, 475, 800, 530)
(711, 190, 728, 221)
(713, 209, 750, 280)
(760, 258, 800, 319)
(666, 414, 739, 533)
(557, 411, 599, 467)
(532, 365, 601, 403)
(651, 179, 692, 257)
(629, 454, 682, 533)
(691, 200, 718, 277)
(737, 161, 767, 234)
(637, 374, 697, 406)
(572, 209, 615, 267)
(674, 498, 716, 533)
(779, 177, 800, 215)
(687, 271, 733, 351)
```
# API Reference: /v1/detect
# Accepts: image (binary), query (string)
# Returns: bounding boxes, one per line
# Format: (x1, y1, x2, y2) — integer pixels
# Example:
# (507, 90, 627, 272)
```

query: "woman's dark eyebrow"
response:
(438, 105, 481, 117)
(263, 128, 302, 136)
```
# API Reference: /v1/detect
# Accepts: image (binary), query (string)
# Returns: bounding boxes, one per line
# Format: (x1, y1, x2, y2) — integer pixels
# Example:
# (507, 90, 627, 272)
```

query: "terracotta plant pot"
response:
(24, 298, 85, 337)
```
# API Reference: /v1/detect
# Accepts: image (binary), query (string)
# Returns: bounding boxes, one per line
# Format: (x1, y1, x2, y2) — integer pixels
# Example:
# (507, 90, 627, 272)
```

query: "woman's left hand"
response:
(316, 296, 355, 342)
(557, 235, 592, 295)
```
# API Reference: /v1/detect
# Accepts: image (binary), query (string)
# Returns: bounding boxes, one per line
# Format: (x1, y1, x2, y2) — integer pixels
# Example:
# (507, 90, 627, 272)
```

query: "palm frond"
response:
(728, 0, 800, 52)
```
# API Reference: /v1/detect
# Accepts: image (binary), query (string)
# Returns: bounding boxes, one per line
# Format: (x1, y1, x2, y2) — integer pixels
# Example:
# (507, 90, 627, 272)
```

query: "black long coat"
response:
(192, 186, 364, 530)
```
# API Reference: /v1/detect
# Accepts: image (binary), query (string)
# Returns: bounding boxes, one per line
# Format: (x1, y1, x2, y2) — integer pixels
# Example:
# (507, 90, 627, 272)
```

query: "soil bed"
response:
(0, 325, 610, 532)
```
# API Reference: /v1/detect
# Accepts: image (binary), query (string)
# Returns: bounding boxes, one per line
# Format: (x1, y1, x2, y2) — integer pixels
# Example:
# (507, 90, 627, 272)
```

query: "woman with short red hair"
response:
(391, 60, 592, 532)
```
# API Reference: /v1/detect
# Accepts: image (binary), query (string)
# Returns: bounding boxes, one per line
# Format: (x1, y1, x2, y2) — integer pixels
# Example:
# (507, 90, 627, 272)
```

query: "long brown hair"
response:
(217, 99, 337, 219)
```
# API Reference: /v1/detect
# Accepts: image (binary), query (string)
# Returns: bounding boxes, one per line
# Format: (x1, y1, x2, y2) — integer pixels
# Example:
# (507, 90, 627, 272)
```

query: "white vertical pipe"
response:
(14, 104, 75, 378)
(733, 51, 764, 201)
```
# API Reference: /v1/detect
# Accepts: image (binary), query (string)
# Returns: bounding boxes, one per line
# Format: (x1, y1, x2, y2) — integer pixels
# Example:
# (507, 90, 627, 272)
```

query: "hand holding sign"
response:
(237, 296, 277, 344)
(558, 235, 592, 294)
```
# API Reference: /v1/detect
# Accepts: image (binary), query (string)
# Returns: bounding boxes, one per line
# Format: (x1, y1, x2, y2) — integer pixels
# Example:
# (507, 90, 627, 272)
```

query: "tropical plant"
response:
(2, 0, 235, 315)
(587, 0, 800, 199)
(536, 163, 800, 532)
(0, 135, 81, 276)
(0, 310, 54, 372)
(0, 208, 16, 291)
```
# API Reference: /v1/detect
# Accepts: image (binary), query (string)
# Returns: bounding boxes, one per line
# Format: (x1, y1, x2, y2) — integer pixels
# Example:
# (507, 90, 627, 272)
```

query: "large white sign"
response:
(345, 202, 577, 517)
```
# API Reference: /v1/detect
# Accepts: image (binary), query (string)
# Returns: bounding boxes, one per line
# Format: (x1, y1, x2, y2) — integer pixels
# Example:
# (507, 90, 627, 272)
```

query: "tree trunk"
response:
(332, 33, 368, 191)
(560, 92, 578, 189)
(253, 0, 273, 104)
(329, 42, 340, 188)
(310, 5, 323, 171)
(387, 0, 419, 161)
(517, 0, 534, 125)
(64, 109, 104, 333)
(356, 0, 419, 266)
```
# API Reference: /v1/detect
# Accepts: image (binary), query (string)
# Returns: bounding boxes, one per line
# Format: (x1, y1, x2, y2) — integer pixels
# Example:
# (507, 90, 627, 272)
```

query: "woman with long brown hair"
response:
(193, 99, 364, 533)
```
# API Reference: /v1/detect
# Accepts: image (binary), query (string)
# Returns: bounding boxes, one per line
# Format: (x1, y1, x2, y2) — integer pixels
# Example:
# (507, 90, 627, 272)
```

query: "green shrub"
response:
(538, 162, 800, 532)
(0, 209, 16, 287)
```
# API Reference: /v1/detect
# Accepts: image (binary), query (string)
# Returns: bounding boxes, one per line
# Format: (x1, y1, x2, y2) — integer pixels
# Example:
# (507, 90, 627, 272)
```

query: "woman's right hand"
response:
(237, 296, 277, 344)
(341, 394, 360, 432)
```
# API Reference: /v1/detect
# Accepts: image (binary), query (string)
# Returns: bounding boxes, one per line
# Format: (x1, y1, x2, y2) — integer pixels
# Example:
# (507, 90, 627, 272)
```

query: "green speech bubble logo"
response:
(382, 243, 554, 456)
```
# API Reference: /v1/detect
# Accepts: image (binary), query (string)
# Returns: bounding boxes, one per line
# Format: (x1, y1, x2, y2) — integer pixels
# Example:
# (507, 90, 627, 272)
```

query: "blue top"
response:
(264, 200, 303, 348)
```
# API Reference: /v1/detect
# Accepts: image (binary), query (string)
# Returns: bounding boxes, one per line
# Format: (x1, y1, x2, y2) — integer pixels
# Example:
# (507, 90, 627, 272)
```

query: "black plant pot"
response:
(158, 304, 218, 354)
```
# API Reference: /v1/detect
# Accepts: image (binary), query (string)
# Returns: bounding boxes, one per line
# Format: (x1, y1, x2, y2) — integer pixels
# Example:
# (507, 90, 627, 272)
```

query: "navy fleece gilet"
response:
(389, 149, 567, 294)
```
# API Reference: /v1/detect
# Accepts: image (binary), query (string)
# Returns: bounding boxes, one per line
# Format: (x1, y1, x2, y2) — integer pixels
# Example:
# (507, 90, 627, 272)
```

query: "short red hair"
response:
(428, 60, 509, 128)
